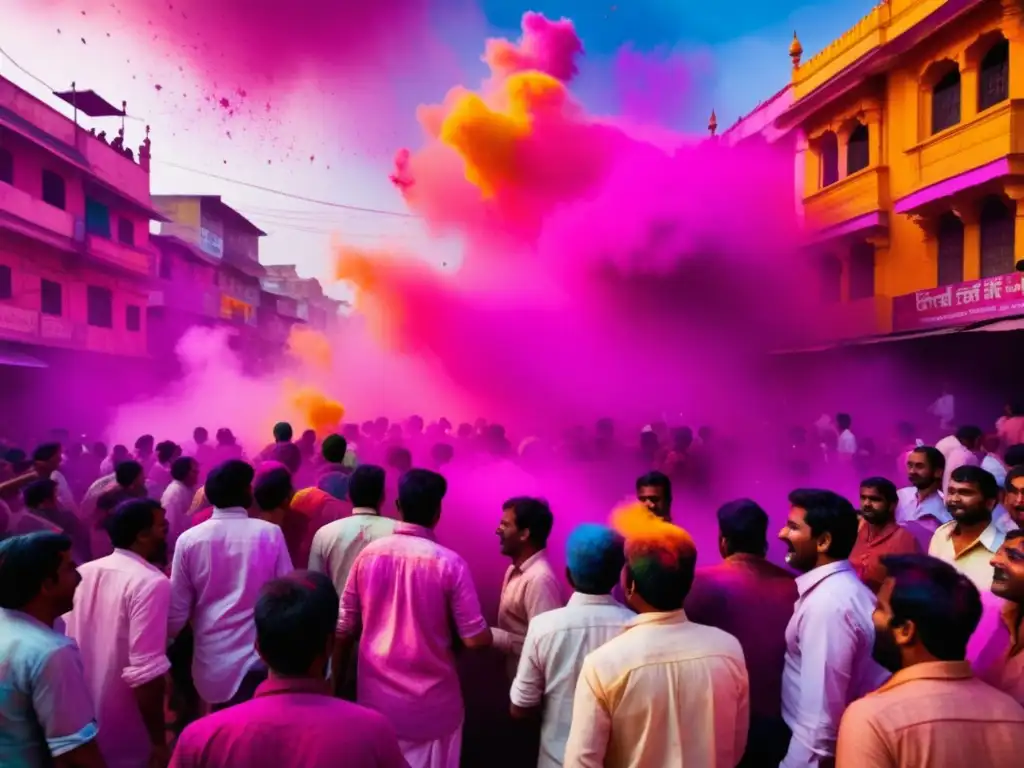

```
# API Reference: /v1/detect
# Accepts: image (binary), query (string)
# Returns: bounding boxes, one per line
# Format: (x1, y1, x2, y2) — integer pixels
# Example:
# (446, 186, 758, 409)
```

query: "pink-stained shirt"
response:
(493, 551, 564, 675)
(338, 522, 489, 743)
(169, 677, 409, 768)
(63, 549, 172, 768)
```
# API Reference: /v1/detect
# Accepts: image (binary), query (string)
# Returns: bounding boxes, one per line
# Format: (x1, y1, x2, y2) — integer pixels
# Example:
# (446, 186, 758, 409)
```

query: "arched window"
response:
(820, 131, 839, 188)
(819, 254, 843, 303)
(980, 195, 1015, 278)
(0, 147, 11, 185)
(979, 38, 1009, 112)
(848, 241, 875, 299)
(936, 212, 964, 286)
(932, 69, 961, 134)
(846, 124, 869, 175)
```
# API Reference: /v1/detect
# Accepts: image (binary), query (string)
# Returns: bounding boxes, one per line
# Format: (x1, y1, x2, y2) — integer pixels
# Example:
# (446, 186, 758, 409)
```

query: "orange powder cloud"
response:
(287, 325, 333, 372)
(609, 501, 697, 563)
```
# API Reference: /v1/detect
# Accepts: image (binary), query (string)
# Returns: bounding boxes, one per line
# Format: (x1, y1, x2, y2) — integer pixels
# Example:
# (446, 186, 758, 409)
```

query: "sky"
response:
(1, 0, 876, 297)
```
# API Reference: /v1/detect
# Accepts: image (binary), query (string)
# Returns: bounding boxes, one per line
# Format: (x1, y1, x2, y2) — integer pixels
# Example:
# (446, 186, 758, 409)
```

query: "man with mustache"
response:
(777, 489, 889, 768)
(1004, 466, 1024, 528)
(835, 554, 1024, 767)
(928, 466, 1006, 591)
(849, 478, 921, 593)
(895, 447, 950, 549)
(970, 529, 1024, 705)
(64, 498, 172, 768)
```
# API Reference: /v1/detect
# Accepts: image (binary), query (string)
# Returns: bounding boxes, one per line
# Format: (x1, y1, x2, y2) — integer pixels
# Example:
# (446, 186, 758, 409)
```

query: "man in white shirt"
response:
(64, 498, 172, 768)
(778, 488, 889, 768)
(835, 413, 857, 462)
(146, 440, 181, 500)
(510, 523, 633, 768)
(896, 446, 952, 548)
(169, 459, 293, 709)
(161, 456, 199, 556)
(942, 426, 984, 493)
(32, 443, 78, 517)
(308, 464, 396, 595)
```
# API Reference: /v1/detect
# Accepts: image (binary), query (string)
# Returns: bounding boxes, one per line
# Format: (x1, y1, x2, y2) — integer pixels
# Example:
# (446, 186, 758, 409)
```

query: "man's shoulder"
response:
(530, 601, 633, 637)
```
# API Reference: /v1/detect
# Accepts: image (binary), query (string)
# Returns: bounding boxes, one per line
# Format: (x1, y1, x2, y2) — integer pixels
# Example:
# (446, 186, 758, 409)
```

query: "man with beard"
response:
(970, 529, 1024, 705)
(835, 554, 1024, 767)
(928, 465, 1006, 591)
(636, 471, 672, 522)
(849, 478, 921, 593)
(895, 447, 950, 549)
(777, 489, 889, 768)
(64, 498, 172, 768)
(1003, 465, 1024, 528)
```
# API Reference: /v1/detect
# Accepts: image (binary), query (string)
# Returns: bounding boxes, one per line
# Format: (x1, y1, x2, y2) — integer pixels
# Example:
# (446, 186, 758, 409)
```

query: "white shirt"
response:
(943, 443, 981, 493)
(983, 454, 1008, 488)
(895, 487, 951, 533)
(160, 480, 195, 555)
(51, 470, 78, 517)
(63, 549, 171, 768)
(307, 508, 399, 595)
(836, 429, 857, 456)
(145, 462, 173, 500)
(168, 507, 293, 704)
(781, 560, 889, 768)
(511, 592, 635, 768)
(81, 473, 118, 526)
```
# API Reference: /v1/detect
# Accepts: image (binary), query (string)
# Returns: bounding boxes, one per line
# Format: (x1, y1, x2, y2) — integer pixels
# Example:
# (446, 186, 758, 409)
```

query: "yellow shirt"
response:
(927, 520, 1005, 592)
(564, 610, 749, 768)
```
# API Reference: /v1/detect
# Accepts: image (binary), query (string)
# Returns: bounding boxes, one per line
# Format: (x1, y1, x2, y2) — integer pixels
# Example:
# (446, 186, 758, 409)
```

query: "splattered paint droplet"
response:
(219, 97, 230, 109)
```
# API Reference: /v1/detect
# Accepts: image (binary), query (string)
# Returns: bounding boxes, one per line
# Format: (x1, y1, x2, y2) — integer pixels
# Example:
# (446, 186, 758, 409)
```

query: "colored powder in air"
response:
(287, 325, 333, 372)
(609, 501, 697, 565)
(286, 384, 345, 437)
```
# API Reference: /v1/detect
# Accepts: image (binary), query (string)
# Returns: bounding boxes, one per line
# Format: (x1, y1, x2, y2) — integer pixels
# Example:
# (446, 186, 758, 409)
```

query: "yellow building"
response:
(773, 0, 1024, 339)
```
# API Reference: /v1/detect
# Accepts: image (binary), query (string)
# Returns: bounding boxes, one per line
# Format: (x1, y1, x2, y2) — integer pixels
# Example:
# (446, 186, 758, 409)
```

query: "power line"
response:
(155, 160, 417, 219)
(0, 44, 55, 92)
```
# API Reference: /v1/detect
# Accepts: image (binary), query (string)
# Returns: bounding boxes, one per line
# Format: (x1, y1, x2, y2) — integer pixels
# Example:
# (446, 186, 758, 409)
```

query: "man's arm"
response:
(167, 539, 193, 640)
(33, 645, 105, 767)
(307, 528, 327, 573)
(449, 559, 492, 650)
(333, 555, 363, 696)
(272, 528, 294, 578)
(125, 577, 173, 759)
(562, 657, 611, 768)
(509, 625, 545, 719)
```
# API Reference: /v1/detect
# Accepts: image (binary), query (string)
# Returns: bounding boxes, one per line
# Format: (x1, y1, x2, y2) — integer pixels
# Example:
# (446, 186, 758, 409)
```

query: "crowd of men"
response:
(1, 413, 1024, 768)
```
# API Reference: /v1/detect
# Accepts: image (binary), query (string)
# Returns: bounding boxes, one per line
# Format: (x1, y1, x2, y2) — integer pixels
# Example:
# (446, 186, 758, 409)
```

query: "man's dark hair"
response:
(955, 425, 984, 446)
(98, 488, 138, 514)
(32, 443, 61, 463)
(836, 413, 852, 431)
(135, 435, 155, 452)
(273, 422, 293, 443)
(386, 446, 413, 473)
(716, 499, 768, 556)
(860, 477, 899, 505)
(205, 460, 256, 509)
(349, 465, 385, 509)
(911, 446, 945, 473)
(626, 540, 696, 611)
(635, 471, 672, 503)
(156, 441, 179, 464)
(255, 571, 339, 676)
(431, 443, 454, 465)
(1004, 444, 1024, 469)
(1006, 465, 1024, 492)
(106, 498, 162, 550)
(23, 479, 58, 510)
(171, 457, 196, 483)
(321, 434, 347, 464)
(949, 465, 999, 500)
(788, 488, 859, 560)
(271, 442, 302, 474)
(879, 554, 982, 661)
(397, 469, 447, 527)
(503, 497, 554, 548)
(254, 467, 294, 512)
(0, 532, 73, 609)
(115, 460, 144, 488)
(194, 427, 208, 444)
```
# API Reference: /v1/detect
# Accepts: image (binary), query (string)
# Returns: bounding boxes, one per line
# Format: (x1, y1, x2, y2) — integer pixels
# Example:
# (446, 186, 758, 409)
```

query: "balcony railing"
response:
(85, 233, 153, 276)
(0, 303, 147, 356)
(804, 166, 889, 232)
(0, 183, 75, 238)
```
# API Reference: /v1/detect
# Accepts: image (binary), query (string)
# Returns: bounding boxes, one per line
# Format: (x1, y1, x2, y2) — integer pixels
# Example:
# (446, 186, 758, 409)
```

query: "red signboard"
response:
(892, 273, 1024, 331)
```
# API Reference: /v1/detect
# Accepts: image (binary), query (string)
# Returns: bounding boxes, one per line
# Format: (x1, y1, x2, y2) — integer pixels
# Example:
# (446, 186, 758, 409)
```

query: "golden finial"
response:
(789, 31, 803, 69)
(708, 109, 718, 136)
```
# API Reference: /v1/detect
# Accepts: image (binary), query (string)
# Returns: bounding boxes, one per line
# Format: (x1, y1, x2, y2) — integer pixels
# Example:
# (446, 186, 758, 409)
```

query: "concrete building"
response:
(262, 264, 344, 335)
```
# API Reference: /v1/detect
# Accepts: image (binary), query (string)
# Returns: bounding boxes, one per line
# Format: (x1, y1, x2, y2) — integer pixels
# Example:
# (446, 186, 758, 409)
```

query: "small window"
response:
(159, 252, 172, 280)
(86, 285, 113, 328)
(117, 218, 135, 245)
(848, 242, 875, 300)
(846, 124, 869, 175)
(979, 39, 1009, 112)
(819, 254, 843, 303)
(980, 195, 1015, 278)
(820, 132, 839, 188)
(0, 148, 12, 185)
(40, 279, 62, 316)
(42, 170, 66, 209)
(125, 304, 141, 332)
(0, 264, 11, 299)
(84, 198, 111, 238)
(931, 69, 962, 135)
(937, 213, 965, 286)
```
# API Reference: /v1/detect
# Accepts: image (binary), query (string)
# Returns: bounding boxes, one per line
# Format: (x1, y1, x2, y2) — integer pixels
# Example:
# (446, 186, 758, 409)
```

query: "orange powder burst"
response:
(331, 242, 405, 347)
(287, 325, 332, 372)
(609, 501, 697, 563)
(286, 383, 345, 437)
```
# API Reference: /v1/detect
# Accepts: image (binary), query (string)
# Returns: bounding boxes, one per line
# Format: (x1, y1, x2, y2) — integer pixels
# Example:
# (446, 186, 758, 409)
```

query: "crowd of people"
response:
(1, 409, 1024, 768)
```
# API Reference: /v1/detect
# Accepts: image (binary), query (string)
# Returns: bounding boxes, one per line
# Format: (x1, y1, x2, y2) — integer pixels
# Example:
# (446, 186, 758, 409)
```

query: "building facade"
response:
(772, 0, 1024, 339)
(262, 264, 344, 335)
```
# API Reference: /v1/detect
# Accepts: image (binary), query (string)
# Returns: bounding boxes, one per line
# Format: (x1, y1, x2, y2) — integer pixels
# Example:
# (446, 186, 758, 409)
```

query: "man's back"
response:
(308, 510, 398, 594)
(685, 554, 796, 719)
(565, 612, 749, 768)
(835, 661, 1024, 767)
(170, 679, 408, 768)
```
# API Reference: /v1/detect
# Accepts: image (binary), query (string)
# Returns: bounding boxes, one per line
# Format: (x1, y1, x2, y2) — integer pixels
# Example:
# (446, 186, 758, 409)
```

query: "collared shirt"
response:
(0, 608, 99, 765)
(51, 469, 78, 517)
(494, 550, 564, 676)
(895, 487, 950, 533)
(928, 520, 1006, 592)
(63, 549, 172, 768)
(970, 593, 1024, 706)
(169, 677, 408, 768)
(781, 560, 890, 768)
(308, 507, 398, 595)
(849, 521, 922, 593)
(835, 661, 1024, 767)
(339, 522, 489, 742)
(983, 453, 1008, 488)
(563, 610, 749, 768)
(510, 592, 635, 768)
(80, 472, 118, 525)
(162, 480, 195, 555)
(169, 506, 293, 704)
(684, 553, 798, 720)
(993, 504, 1019, 534)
